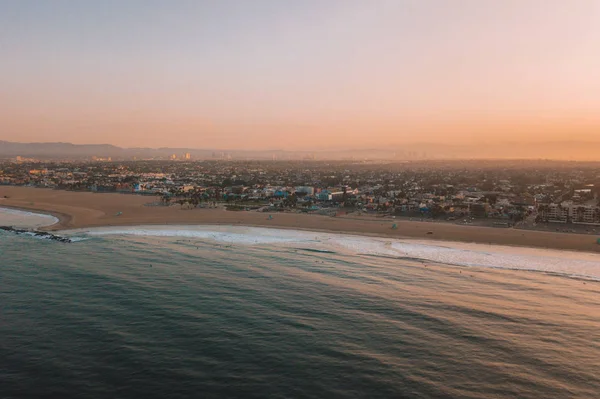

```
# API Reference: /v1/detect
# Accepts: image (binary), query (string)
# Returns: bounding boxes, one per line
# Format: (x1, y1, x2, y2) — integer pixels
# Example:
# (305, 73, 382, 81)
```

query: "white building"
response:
(569, 205, 599, 225)
(539, 203, 600, 225)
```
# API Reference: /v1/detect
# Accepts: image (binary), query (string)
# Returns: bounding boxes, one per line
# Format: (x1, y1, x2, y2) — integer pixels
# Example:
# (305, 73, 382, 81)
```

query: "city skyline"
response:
(1, 0, 599, 154)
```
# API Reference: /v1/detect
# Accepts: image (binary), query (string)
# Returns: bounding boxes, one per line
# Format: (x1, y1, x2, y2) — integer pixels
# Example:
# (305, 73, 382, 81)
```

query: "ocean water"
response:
(75, 225, 600, 281)
(2, 213, 600, 398)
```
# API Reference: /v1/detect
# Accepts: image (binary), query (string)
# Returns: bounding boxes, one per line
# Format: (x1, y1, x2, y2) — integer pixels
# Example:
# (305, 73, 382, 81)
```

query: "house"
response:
(317, 190, 331, 201)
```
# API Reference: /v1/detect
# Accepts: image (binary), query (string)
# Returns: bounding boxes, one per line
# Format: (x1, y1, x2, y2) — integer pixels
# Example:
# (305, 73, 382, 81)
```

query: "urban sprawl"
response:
(2, 157, 600, 234)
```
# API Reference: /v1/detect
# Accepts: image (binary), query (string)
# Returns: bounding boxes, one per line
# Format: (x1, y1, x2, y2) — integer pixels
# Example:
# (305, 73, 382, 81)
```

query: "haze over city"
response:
(1, 0, 599, 156)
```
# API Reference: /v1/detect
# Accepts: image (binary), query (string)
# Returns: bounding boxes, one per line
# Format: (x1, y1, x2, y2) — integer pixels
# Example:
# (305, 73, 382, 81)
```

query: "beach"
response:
(1, 186, 600, 253)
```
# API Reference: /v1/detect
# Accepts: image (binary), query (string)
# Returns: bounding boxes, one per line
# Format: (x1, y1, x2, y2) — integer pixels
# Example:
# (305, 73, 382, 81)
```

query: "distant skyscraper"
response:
(185, 152, 191, 160)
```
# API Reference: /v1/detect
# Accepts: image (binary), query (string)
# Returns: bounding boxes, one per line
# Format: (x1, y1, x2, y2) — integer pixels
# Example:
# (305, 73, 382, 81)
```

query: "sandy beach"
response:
(1, 186, 599, 253)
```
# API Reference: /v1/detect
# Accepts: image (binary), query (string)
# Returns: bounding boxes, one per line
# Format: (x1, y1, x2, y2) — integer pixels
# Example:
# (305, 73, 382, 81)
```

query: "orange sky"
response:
(1, 0, 599, 150)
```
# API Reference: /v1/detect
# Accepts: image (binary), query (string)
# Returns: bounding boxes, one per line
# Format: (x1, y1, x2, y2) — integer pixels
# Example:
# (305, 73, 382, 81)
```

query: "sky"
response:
(1, 0, 599, 150)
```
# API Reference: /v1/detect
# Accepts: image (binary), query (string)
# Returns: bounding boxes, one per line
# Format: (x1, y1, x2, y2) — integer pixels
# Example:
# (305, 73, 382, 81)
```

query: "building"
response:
(539, 204, 569, 223)
(330, 191, 346, 202)
(469, 203, 490, 218)
(294, 186, 315, 196)
(539, 203, 600, 225)
(570, 205, 600, 225)
(185, 153, 191, 160)
(317, 190, 332, 201)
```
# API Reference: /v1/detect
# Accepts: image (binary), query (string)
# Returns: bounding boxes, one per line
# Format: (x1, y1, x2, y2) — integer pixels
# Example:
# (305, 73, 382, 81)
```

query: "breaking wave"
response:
(64, 225, 600, 281)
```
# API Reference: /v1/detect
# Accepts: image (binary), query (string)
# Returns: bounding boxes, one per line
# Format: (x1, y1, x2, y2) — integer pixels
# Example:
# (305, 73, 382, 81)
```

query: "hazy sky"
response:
(1, 0, 599, 150)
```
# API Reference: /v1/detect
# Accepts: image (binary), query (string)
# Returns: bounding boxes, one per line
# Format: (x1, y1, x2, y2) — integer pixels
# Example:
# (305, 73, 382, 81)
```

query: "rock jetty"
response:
(0, 226, 72, 243)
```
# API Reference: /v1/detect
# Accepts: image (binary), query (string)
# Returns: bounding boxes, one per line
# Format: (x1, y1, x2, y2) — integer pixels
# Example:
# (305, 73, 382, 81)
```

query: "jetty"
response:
(0, 226, 72, 243)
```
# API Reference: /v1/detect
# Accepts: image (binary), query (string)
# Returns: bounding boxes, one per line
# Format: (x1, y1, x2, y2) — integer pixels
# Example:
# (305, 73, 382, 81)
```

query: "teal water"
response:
(2, 231, 600, 398)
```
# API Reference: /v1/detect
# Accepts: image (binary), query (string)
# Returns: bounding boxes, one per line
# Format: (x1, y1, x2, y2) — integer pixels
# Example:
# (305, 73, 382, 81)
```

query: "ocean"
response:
(1, 208, 600, 398)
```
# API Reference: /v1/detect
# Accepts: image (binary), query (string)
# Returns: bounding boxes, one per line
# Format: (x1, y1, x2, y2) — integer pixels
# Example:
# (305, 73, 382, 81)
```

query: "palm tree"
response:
(160, 193, 171, 206)
(288, 193, 298, 208)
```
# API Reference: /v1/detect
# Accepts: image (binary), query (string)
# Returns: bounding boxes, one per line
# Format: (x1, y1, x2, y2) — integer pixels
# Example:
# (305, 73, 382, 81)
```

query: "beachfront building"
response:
(317, 190, 332, 201)
(273, 189, 289, 198)
(469, 203, 490, 218)
(538, 203, 569, 223)
(569, 205, 600, 225)
(538, 203, 600, 225)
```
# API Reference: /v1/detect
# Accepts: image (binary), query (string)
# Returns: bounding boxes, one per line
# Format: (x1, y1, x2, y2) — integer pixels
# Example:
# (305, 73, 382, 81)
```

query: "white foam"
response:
(0, 207, 59, 229)
(329, 237, 600, 279)
(77, 226, 319, 245)
(63, 225, 600, 280)
(68, 237, 90, 242)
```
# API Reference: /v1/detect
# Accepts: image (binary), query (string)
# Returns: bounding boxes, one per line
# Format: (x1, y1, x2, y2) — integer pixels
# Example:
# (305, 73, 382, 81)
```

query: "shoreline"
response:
(0, 204, 68, 227)
(64, 222, 600, 260)
(50, 224, 600, 282)
(1, 186, 600, 254)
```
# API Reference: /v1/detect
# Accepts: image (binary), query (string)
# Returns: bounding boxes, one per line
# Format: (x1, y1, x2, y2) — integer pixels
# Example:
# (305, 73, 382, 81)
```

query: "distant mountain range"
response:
(1, 140, 599, 161)
(0, 141, 123, 158)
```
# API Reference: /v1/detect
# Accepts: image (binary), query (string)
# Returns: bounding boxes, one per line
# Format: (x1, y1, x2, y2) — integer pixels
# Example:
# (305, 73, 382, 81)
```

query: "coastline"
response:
(0, 203, 70, 228)
(1, 186, 600, 254)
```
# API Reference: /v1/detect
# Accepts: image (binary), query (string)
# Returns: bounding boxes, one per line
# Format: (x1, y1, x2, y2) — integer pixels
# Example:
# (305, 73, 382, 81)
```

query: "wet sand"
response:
(1, 186, 599, 253)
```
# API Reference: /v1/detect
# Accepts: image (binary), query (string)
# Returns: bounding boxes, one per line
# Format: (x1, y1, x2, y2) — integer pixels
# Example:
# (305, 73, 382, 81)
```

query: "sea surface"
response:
(2, 209, 600, 398)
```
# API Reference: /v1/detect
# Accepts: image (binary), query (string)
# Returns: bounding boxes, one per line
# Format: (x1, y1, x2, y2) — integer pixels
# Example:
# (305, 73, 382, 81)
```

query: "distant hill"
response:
(0, 140, 599, 161)
(0, 141, 123, 159)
